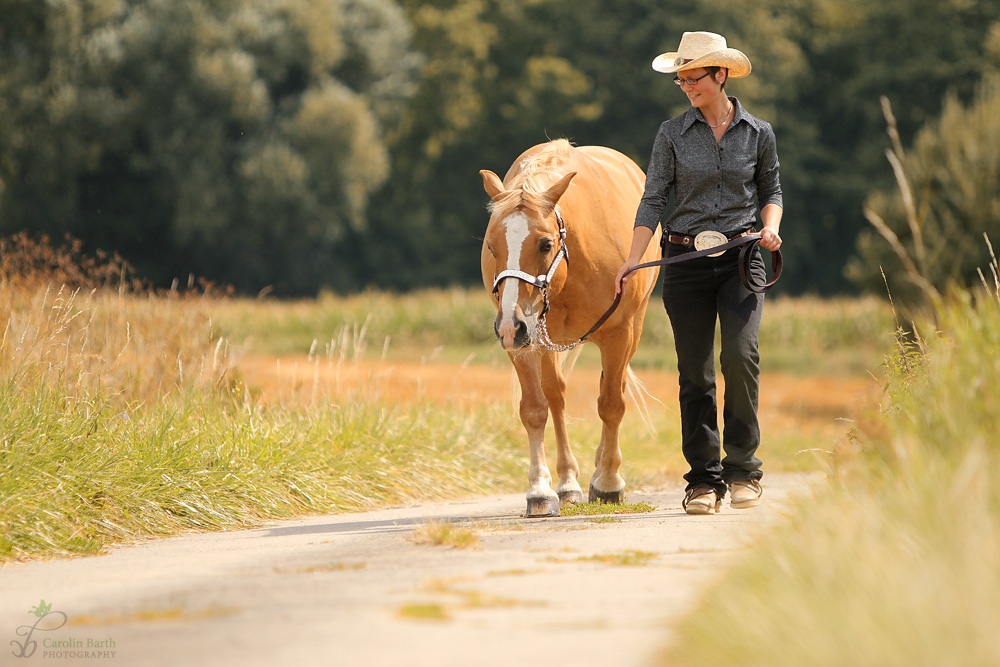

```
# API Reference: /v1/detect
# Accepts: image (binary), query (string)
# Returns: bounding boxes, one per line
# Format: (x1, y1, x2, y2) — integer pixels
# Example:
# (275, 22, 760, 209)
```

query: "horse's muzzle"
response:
(494, 314, 533, 350)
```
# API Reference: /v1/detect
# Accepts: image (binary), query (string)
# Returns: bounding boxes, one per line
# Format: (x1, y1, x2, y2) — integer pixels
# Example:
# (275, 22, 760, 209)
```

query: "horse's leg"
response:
(511, 352, 561, 517)
(589, 335, 631, 504)
(540, 351, 582, 506)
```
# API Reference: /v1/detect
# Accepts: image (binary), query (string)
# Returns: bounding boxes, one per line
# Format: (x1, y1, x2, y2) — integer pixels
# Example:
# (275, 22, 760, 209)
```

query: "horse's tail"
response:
(563, 348, 660, 436)
(512, 349, 659, 435)
(625, 365, 661, 436)
(559, 345, 585, 380)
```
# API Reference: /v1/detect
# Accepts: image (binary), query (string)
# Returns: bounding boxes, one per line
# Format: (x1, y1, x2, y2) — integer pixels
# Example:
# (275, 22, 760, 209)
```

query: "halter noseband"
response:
(491, 208, 569, 318)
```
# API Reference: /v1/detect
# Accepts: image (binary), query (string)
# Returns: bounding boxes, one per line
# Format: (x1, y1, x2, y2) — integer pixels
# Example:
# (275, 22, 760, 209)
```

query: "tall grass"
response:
(659, 287, 1000, 666)
(0, 379, 526, 560)
(0, 239, 526, 562)
(208, 288, 501, 357)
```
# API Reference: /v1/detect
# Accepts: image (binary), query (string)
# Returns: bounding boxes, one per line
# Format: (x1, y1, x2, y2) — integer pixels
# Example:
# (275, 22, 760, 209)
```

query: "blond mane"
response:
(490, 139, 573, 219)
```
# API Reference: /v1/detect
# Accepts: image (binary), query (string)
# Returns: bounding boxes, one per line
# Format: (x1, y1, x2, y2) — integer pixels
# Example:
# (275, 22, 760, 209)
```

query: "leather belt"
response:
(667, 228, 756, 248)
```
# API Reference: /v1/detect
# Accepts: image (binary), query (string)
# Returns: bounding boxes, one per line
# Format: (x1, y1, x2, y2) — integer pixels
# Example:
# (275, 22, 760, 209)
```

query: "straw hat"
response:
(652, 31, 751, 78)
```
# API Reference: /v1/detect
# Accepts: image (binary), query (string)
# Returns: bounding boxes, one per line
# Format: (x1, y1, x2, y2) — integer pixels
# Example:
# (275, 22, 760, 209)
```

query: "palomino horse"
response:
(480, 139, 662, 517)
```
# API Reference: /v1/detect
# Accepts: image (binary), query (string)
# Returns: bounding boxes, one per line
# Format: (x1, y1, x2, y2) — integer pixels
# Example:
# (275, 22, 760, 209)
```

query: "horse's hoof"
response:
(558, 489, 584, 507)
(526, 497, 560, 518)
(588, 483, 625, 505)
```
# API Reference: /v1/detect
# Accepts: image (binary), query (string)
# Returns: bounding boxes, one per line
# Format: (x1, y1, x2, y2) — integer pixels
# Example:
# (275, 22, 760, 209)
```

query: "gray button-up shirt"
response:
(634, 97, 782, 237)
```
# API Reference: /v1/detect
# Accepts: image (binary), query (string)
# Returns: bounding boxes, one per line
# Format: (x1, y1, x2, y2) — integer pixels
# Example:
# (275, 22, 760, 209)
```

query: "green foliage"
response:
(0, 0, 419, 294)
(777, 0, 1000, 294)
(850, 76, 1000, 307)
(363, 0, 1000, 295)
(3, 0, 1000, 297)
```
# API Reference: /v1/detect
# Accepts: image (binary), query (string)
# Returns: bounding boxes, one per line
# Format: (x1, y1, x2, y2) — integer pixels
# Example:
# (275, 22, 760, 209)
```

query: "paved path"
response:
(1, 473, 820, 667)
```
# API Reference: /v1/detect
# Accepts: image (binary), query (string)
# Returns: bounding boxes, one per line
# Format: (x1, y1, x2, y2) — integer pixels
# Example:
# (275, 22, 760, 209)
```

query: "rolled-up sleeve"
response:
(634, 123, 673, 231)
(755, 123, 782, 209)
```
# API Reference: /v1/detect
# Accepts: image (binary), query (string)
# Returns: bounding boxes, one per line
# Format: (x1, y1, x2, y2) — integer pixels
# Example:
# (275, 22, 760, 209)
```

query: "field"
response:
(8, 248, 998, 663)
(0, 250, 893, 562)
(211, 290, 892, 487)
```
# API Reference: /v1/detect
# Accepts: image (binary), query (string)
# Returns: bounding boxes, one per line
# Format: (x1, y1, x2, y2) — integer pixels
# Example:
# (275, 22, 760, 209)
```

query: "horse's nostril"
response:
(513, 318, 532, 348)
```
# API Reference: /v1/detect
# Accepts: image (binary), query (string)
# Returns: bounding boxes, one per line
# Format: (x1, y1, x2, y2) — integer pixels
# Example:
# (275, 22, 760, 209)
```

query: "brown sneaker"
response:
(683, 487, 721, 515)
(729, 480, 763, 509)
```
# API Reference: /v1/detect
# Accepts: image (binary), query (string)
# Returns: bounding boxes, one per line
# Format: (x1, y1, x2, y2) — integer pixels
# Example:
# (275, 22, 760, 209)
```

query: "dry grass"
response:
(0, 233, 891, 564)
(69, 604, 239, 626)
(659, 294, 1000, 663)
(411, 521, 480, 549)
(575, 550, 659, 566)
(0, 237, 528, 562)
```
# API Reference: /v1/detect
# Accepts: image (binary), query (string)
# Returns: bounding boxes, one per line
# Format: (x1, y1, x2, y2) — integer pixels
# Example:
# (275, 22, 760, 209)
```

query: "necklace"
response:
(705, 104, 733, 129)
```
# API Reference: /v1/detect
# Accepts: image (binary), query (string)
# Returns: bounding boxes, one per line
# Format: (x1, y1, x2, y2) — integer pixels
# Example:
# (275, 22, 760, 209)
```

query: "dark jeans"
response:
(662, 241, 766, 498)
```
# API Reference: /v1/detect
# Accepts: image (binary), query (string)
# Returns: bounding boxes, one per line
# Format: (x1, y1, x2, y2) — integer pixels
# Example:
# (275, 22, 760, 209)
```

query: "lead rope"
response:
(535, 234, 781, 351)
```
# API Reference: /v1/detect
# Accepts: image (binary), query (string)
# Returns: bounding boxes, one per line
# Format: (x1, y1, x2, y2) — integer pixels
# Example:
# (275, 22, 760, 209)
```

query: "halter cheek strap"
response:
(491, 209, 569, 317)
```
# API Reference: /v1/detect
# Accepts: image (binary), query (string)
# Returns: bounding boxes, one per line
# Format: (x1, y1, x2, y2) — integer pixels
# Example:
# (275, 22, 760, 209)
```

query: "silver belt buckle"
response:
(694, 230, 728, 257)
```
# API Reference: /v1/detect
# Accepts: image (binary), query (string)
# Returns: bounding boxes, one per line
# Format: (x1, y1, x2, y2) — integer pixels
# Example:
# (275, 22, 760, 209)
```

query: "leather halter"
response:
(491, 208, 568, 318)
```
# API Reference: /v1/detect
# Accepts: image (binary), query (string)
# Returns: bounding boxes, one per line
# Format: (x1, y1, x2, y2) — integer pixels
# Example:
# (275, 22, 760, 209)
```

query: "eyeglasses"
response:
(673, 72, 711, 86)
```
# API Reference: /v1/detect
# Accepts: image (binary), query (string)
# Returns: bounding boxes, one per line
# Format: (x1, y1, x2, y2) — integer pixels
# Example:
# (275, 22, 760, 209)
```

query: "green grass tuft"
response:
(559, 501, 657, 517)
(397, 603, 450, 622)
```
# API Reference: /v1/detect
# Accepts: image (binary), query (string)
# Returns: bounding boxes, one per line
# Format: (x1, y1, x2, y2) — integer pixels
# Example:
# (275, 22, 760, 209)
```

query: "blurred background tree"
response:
(849, 75, 1000, 306)
(1, 0, 998, 296)
(0, 0, 419, 293)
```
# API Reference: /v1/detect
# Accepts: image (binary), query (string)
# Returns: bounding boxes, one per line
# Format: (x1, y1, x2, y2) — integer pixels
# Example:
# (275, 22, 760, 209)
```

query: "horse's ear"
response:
(543, 171, 577, 210)
(480, 170, 506, 202)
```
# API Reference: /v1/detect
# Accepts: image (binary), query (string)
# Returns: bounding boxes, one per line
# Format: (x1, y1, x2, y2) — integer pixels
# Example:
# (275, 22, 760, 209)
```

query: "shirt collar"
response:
(680, 97, 761, 134)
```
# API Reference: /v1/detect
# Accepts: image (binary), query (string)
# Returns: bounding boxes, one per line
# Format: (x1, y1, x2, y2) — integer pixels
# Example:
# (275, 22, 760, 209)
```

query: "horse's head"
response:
(480, 168, 576, 351)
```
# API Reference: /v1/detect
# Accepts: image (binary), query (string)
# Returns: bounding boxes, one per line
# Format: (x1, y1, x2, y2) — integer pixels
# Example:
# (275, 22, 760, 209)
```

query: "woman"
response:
(615, 31, 783, 515)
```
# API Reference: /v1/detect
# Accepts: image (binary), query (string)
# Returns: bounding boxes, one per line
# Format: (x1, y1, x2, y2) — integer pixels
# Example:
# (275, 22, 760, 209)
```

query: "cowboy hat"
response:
(652, 31, 751, 78)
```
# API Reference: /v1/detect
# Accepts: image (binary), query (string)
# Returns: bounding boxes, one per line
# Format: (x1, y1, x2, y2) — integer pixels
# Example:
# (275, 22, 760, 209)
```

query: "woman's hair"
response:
(705, 66, 728, 90)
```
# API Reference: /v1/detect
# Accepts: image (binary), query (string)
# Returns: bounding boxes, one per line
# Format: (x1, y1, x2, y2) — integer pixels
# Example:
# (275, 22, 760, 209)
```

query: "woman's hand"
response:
(759, 204, 782, 251)
(615, 259, 639, 295)
(759, 227, 782, 251)
(615, 226, 656, 295)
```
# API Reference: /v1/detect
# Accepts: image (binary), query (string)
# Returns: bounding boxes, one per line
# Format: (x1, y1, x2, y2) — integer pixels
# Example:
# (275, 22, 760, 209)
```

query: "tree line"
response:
(1, 0, 998, 296)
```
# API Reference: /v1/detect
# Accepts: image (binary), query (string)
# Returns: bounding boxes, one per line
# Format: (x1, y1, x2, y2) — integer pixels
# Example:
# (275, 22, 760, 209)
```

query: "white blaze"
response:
(501, 213, 530, 322)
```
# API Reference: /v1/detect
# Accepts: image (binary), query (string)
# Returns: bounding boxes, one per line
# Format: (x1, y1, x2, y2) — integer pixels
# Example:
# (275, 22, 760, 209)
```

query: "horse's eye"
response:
(487, 243, 496, 257)
(540, 240, 554, 254)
